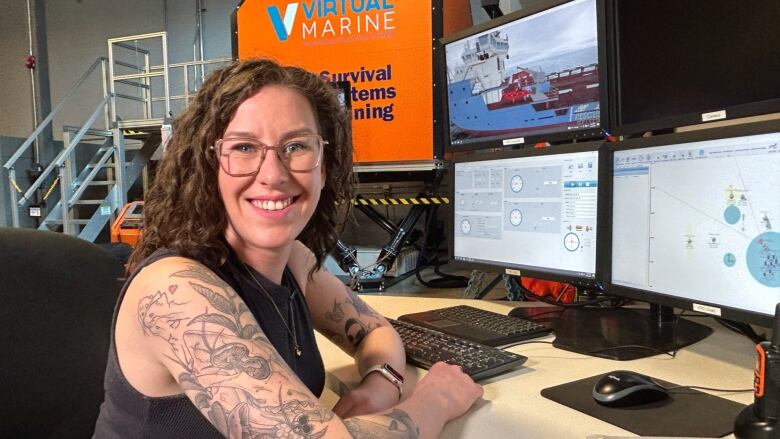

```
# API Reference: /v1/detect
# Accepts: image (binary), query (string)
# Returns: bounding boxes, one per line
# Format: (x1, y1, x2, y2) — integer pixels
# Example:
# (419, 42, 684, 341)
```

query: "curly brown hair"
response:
(129, 58, 354, 274)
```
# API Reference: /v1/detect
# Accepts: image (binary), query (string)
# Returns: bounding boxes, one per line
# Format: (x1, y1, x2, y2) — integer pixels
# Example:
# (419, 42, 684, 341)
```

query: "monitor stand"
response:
(509, 304, 713, 361)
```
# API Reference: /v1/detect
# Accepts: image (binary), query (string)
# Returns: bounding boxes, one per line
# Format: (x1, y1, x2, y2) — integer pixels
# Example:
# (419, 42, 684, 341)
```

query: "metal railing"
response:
(3, 57, 110, 227)
(108, 32, 170, 128)
(155, 57, 233, 108)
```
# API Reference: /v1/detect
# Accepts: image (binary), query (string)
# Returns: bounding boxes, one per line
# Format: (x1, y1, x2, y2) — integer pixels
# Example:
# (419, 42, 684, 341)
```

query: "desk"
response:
(317, 296, 755, 438)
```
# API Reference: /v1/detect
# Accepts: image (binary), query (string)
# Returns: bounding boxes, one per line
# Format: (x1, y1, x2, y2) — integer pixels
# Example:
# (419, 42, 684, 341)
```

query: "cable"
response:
(414, 204, 468, 289)
(714, 317, 766, 344)
(665, 385, 753, 393)
(513, 340, 554, 347)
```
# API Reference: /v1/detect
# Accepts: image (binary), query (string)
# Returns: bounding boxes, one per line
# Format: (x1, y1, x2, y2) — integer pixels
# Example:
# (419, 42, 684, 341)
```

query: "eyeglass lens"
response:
(219, 135, 322, 174)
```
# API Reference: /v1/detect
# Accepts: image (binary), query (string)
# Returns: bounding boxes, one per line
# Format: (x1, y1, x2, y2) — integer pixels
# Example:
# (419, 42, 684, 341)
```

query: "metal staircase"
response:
(3, 31, 231, 241)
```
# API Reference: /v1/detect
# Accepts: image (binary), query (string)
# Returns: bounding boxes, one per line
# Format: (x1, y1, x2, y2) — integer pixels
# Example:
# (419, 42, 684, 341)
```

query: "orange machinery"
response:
(111, 201, 144, 247)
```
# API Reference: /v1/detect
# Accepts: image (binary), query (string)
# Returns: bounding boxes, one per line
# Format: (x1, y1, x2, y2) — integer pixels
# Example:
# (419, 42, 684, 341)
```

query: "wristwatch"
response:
(362, 363, 404, 399)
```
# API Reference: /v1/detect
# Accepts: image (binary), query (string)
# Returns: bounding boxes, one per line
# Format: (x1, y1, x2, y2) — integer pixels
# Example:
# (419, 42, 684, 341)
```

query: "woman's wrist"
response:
(361, 363, 404, 399)
(360, 372, 404, 403)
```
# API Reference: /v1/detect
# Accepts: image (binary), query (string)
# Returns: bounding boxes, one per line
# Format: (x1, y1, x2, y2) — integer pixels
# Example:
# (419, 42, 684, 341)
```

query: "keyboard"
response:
(389, 318, 527, 381)
(398, 305, 552, 347)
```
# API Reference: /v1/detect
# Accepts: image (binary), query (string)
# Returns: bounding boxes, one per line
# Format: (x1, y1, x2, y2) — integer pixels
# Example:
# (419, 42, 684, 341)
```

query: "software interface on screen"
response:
(445, 0, 601, 147)
(453, 150, 599, 278)
(612, 133, 780, 316)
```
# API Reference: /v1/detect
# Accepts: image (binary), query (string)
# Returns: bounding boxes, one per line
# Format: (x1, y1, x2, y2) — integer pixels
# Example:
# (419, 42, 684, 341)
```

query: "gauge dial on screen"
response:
(510, 175, 524, 193)
(460, 219, 472, 235)
(563, 232, 580, 251)
(509, 209, 523, 226)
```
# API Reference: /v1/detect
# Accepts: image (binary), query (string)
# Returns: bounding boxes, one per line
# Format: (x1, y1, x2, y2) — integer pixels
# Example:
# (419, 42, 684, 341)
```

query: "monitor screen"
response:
(452, 144, 602, 282)
(612, 0, 780, 134)
(611, 123, 780, 325)
(443, 0, 606, 151)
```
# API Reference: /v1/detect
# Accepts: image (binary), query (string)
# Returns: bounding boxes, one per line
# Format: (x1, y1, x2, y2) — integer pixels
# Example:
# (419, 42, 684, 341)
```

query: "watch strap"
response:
(362, 363, 404, 399)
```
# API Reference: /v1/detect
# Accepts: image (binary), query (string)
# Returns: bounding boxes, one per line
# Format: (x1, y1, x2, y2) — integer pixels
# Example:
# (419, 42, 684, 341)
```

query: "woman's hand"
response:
(409, 362, 483, 422)
(332, 372, 401, 418)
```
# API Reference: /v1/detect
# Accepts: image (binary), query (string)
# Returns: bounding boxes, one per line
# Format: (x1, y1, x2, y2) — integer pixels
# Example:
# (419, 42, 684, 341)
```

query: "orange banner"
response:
(236, 0, 436, 163)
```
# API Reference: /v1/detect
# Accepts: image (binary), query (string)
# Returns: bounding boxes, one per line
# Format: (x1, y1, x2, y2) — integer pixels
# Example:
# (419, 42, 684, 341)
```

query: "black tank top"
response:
(93, 248, 325, 438)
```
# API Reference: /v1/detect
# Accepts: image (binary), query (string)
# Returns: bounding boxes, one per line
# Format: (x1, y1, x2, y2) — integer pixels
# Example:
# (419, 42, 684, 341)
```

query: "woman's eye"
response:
(232, 143, 256, 153)
(284, 142, 306, 154)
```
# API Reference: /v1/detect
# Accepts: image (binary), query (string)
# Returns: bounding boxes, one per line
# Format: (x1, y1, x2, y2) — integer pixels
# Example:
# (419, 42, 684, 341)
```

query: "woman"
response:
(93, 59, 482, 438)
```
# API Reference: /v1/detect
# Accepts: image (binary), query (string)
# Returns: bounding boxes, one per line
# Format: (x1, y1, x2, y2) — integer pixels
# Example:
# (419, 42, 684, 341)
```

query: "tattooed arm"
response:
(291, 244, 405, 417)
(123, 256, 480, 439)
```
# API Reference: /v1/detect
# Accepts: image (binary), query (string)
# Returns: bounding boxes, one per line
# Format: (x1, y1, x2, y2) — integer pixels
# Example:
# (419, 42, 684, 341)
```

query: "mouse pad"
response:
(541, 374, 746, 437)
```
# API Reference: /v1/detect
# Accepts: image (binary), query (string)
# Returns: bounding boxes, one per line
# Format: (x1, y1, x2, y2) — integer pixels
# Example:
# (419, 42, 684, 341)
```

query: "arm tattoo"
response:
(345, 287, 381, 319)
(320, 285, 386, 347)
(343, 409, 420, 439)
(344, 318, 368, 347)
(324, 299, 345, 322)
(138, 264, 334, 438)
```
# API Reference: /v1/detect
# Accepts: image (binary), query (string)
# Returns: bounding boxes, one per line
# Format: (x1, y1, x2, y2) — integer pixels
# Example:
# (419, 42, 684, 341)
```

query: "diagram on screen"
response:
(649, 155, 779, 289)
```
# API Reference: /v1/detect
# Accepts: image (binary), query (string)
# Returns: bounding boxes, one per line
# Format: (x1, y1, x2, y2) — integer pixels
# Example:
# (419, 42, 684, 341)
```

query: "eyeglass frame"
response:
(210, 133, 328, 176)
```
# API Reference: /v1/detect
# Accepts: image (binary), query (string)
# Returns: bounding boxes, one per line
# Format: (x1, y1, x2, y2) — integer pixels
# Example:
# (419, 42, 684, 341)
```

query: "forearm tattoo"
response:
(343, 409, 420, 439)
(321, 286, 385, 348)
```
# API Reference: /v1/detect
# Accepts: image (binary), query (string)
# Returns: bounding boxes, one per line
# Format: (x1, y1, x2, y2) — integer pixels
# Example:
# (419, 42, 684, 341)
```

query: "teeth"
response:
(252, 198, 293, 211)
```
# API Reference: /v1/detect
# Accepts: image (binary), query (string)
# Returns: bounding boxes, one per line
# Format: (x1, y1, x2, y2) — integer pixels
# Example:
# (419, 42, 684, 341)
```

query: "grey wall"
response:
(1, 2, 37, 139)
(0, 0, 236, 140)
(0, 0, 238, 226)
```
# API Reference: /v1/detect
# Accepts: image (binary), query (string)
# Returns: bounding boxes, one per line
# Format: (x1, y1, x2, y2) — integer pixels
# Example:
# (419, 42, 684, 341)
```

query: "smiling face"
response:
(218, 84, 325, 254)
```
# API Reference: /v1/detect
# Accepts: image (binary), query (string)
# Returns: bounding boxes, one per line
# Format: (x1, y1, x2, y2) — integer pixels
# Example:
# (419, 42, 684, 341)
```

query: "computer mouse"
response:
(592, 370, 670, 407)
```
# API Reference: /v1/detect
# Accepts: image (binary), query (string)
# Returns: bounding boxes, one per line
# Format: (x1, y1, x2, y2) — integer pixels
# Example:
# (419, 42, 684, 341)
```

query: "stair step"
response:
(72, 199, 104, 205)
(88, 180, 116, 186)
(62, 125, 113, 137)
(45, 219, 90, 225)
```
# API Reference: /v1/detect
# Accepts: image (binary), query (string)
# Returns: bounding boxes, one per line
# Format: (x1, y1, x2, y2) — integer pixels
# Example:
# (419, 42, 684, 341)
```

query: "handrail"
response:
(68, 145, 115, 206)
(3, 57, 107, 171)
(151, 57, 233, 70)
(113, 41, 150, 54)
(17, 95, 111, 207)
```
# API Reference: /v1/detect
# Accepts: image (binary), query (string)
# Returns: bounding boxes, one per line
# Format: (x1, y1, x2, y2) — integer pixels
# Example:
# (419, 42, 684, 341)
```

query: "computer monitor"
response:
(442, 0, 608, 151)
(610, 0, 780, 135)
(451, 142, 606, 288)
(611, 121, 780, 328)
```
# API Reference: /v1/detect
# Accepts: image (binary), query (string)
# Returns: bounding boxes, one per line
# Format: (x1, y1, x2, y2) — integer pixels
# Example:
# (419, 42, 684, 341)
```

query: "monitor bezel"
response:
(439, 0, 611, 153)
(607, 0, 780, 137)
(448, 140, 610, 288)
(607, 119, 780, 328)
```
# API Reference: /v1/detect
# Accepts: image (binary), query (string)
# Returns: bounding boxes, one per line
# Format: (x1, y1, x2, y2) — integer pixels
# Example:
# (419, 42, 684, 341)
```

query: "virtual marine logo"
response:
(266, 0, 396, 42)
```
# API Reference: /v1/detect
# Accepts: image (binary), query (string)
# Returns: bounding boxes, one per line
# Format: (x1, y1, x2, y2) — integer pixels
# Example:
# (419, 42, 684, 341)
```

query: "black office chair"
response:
(0, 228, 124, 438)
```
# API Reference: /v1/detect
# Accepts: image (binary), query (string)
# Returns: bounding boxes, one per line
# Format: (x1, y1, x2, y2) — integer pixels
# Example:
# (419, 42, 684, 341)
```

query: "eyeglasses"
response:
(212, 134, 326, 176)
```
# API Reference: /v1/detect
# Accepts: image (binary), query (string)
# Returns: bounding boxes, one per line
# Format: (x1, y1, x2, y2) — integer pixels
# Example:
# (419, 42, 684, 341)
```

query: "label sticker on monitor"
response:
(502, 137, 525, 146)
(693, 303, 722, 316)
(505, 269, 522, 276)
(701, 110, 727, 122)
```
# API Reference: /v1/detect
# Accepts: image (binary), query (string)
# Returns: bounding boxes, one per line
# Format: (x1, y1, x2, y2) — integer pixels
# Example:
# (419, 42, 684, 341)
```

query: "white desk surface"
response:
(317, 296, 755, 439)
